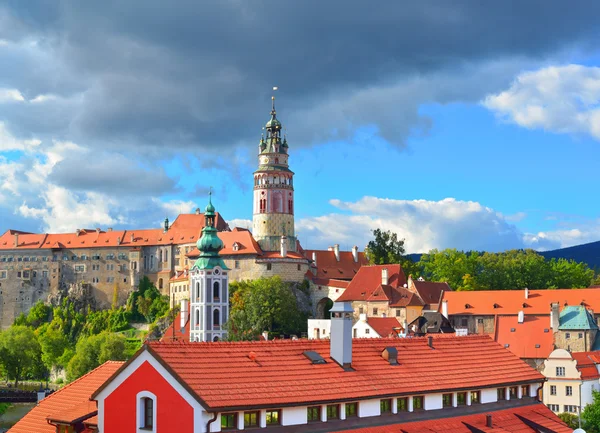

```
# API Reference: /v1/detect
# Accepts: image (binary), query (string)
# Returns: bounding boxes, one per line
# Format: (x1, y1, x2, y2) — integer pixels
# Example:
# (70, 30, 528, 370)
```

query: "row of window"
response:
(357, 307, 403, 317)
(90, 277, 125, 284)
(549, 385, 573, 396)
(549, 404, 579, 413)
(565, 332, 585, 339)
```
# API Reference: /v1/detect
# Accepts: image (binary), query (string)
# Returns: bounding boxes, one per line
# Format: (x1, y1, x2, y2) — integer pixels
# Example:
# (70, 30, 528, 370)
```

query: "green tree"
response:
(227, 276, 307, 341)
(26, 301, 52, 328)
(548, 258, 594, 289)
(0, 326, 42, 387)
(582, 390, 600, 433)
(365, 229, 407, 265)
(66, 332, 127, 381)
(419, 249, 480, 290)
(37, 325, 70, 373)
(557, 412, 579, 429)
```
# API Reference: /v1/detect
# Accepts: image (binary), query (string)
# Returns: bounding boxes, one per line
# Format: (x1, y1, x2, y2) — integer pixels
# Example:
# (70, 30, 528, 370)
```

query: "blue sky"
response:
(1, 2, 600, 253)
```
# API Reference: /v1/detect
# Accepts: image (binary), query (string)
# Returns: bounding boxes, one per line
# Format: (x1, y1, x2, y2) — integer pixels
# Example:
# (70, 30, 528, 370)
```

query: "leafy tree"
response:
(365, 229, 407, 265)
(26, 301, 52, 328)
(227, 276, 307, 341)
(66, 332, 127, 381)
(111, 283, 119, 310)
(127, 277, 169, 323)
(557, 412, 579, 429)
(38, 325, 71, 373)
(420, 249, 480, 291)
(0, 326, 42, 387)
(548, 258, 594, 289)
(582, 390, 600, 433)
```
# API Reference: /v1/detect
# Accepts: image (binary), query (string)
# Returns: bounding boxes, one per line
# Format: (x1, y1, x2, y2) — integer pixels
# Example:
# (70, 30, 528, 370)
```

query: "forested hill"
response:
(407, 240, 600, 270)
(538, 240, 600, 270)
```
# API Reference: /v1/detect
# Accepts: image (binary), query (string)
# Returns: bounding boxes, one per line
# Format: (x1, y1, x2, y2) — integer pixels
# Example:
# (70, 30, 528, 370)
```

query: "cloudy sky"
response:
(1, 1, 600, 253)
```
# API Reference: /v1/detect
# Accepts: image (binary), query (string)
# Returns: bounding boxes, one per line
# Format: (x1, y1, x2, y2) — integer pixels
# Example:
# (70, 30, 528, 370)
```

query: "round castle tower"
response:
(252, 96, 297, 253)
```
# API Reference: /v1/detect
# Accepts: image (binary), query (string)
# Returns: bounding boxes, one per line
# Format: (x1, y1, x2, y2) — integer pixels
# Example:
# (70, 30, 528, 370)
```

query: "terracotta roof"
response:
(442, 288, 600, 315)
(186, 230, 263, 258)
(0, 213, 227, 251)
(313, 278, 351, 289)
(495, 315, 554, 360)
(331, 403, 571, 433)
(572, 350, 600, 380)
(258, 251, 307, 260)
(46, 400, 97, 424)
(411, 279, 451, 307)
(161, 311, 190, 342)
(365, 317, 404, 337)
(337, 265, 407, 302)
(304, 249, 368, 280)
(169, 269, 189, 282)
(9, 361, 123, 433)
(133, 334, 542, 410)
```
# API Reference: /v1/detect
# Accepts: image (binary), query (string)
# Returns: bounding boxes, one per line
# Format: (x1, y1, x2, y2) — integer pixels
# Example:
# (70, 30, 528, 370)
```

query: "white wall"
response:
(424, 394, 442, 410)
(308, 319, 331, 340)
(282, 406, 307, 426)
(358, 399, 380, 417)
(481, 388, 497, 404)
(353, 317, 379, 338)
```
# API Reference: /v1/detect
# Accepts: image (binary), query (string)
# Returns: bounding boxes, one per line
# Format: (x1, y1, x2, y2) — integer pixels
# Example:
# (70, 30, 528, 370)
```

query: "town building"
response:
(89, 300, 557, 433)
(541, 349, 600, 415)
(8, 361, 123, 433)
(406, 311, 454, 336)
(352, 314, 404, 338)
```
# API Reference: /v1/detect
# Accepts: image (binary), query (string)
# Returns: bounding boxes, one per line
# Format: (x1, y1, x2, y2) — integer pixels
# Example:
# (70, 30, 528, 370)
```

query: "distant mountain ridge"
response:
(406, 239, 600, 270)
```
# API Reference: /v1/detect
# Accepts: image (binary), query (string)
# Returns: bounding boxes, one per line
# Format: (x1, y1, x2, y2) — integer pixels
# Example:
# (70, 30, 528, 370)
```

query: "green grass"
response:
(0, 403, 12, 416)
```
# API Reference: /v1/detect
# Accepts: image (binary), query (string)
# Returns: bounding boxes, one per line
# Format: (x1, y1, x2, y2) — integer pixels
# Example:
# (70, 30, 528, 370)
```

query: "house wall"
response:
(352, 320, 378, 338)
(554, 329, 597, 352)
(308, 319, 331, 339)
(449, 314, 495, 335)
(103, 360, 194, 433)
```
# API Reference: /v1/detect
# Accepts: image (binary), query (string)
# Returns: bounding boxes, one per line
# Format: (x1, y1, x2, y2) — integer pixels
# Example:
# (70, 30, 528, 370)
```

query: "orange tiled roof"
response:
(186, 230, 263, 258)
(312, 278, 351, 289)
(443, 288, 600, 315)
(136, 334, 542, 410)
(366, 317, 404, 337)
(161, 311, 190, 342)
(9, 361, 123, 433)
(337, 264, 407, 302)
(0, 213, 227, 251)
(495, 315, 554, 360)
(411, 279, 451, 307)
(169, 269, 189, 282)
(572, 350, 600, 380)
(304, 249, 368, 280)
(331, 403, 570, 433)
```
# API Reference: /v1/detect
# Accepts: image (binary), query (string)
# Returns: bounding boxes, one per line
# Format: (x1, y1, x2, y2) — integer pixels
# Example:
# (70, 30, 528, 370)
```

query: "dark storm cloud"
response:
(1, 0, 600, 154)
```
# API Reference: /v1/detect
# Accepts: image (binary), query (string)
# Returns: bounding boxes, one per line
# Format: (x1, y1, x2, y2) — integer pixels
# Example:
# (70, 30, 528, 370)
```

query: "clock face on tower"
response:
(261, 156, 269, 165)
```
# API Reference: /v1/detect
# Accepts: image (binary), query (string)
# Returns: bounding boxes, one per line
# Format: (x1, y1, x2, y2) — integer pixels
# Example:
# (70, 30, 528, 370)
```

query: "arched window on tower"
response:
(213, 281, 220, 301)
(196, 282, 200, 300)
(213, 309, 220, 328)
(196, 308, 200, 326)
(272, 192, 282, 213)
(158, 250, 163, 263)
(288, 199, 293, 214)
(165, 249, 168, 262)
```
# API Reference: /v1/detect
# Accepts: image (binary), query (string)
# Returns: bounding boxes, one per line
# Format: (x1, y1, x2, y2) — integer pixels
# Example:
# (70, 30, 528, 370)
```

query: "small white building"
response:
(541, 348, 600, 414)
(308, 319, 331, 339)
(309, 314, 404, 340)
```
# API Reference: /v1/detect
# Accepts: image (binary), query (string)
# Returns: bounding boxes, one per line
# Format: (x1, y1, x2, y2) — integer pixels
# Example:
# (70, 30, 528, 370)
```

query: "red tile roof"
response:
(572, 350, 600, 380)
(9, 361, 123, 433)
(337, 265, 407, 303)
(186, 229, 263, 258)
(135, 334, 542, 410)
(331, 403, 571, 433)
(161, 311, 191, 342)
(495, 315, 554, 360)
(366, 317, 404, 337)
(312, 278, 351, 289)
(169, 269, 189, 282)
(304, 249, 368, 280)
(443, 288, 600, 316)
(411, 279, 451, 307)
(0, 213, 227, 251)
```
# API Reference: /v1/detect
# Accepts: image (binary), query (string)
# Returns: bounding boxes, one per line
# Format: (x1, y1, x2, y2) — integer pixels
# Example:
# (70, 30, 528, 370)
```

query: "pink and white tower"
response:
(252, 95, 297, 253)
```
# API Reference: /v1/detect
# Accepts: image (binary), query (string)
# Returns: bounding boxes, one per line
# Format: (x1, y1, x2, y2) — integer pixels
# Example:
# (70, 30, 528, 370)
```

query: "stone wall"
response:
(449, 314, 496, 335)
(554, 329, 598, 352)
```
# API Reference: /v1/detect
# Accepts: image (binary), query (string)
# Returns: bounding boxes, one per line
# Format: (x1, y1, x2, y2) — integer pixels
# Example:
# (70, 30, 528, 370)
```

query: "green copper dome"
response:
(193, 193, 229, 270)
(266, 116, 281, 129)
(196, 226, 223, 255)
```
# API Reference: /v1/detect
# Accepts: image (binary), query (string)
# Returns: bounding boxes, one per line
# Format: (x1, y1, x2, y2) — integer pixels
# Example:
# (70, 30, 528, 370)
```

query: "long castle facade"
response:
(0, 96, 366, 328)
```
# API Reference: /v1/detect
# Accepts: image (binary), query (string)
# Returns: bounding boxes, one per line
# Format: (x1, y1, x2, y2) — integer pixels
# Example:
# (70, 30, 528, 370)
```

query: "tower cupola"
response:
(194, 193, 227, 268)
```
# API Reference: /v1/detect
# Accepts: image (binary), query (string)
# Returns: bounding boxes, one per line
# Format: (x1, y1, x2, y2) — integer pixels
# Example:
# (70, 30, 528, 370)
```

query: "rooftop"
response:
(410, 278, 451, 307)
(9, 361, 123, 433)
(443, 288, 600, 315)
(337, 265, 407, 302)
(107, 334, 543, 410)
(304, 249, 368, 281)
(364, 317, 404, 337)
(559, 305, 599, 330)
(495, 315, 554, 359)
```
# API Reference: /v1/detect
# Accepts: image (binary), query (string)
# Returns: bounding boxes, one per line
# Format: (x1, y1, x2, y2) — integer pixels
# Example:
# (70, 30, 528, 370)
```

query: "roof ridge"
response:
(47, 361, 125, 401)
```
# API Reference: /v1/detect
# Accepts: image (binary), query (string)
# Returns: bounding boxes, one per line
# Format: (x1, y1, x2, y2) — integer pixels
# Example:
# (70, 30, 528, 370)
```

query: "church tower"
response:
(252, 96, 297, 252)
(189, 193, 229, 342)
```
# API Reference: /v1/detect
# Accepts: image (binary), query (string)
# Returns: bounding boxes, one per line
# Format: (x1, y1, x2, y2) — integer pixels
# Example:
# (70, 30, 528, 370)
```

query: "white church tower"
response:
(189, 193, 229, 342)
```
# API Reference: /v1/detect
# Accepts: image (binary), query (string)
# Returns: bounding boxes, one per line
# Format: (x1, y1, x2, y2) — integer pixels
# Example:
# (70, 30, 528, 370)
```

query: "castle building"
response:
(189, 195, 229, 342)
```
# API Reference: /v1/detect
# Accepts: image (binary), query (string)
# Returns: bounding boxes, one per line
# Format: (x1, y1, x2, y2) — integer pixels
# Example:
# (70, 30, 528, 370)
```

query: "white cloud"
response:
(152, 198, 197, 220)
(0, 88, 24, 103)
(0, 122, 41, 151)
(483, 64, 600, 140)
(30, 94, 59, 104)
(296, 196, 599, 253)
(227, 218, 252, 230)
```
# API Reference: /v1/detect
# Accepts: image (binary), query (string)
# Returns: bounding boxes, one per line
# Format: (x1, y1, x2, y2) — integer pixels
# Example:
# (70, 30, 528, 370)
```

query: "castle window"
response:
(266, 263, 272, 271)
(213, 309, 220, 328)
(158, 278, 163, 290)
(213, 281, 220, 301)
(380, 398, 391, 413)
(307, 406, 320, 422)
(413, 396, 424, 411)
(196, 282, 200, 300)
(326, 405, 339, 420)
(234, 261, 240, 269)
(346, 402, 358, 417)
(195, 309, 200, 326)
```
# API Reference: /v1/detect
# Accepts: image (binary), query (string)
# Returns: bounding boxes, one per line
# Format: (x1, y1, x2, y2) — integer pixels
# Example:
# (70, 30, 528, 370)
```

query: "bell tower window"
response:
(213, 309, 220, 328)
(213, 281, 220, 301)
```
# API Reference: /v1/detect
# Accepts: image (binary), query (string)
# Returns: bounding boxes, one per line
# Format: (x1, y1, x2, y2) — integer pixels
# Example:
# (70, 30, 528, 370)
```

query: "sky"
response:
(1, 1, 600, 253)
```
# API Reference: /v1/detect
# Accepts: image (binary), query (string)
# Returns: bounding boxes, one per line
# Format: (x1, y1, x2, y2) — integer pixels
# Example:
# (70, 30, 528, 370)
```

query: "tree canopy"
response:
(582, 390, 600, 433)
(227, 276, 307, 341)
(0, 326, 42, 387)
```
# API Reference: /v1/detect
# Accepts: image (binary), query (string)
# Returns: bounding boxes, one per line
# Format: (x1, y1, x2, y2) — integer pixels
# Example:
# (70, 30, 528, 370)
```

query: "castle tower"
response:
(252, 95, 297, 252)
(189, 193, 229, 342)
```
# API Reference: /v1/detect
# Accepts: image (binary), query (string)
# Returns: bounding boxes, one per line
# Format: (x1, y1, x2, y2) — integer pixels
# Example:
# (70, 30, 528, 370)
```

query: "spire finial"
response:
(271, 86, 278, 113)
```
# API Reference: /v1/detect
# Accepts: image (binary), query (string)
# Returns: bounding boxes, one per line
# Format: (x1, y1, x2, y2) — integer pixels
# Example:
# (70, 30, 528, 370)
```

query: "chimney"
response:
(195, 208, 201, 215)
(330, 301, 354, 369)
(328, 246, 333, 251)
(312, 251, 317, 264)
(486, 414, 492, 428)
(381, 347, 398, 365)
(280, 236, 288, 258)
(117, 237, 121, 245)
(262, 331, 269, 341)
(441, 300, 449, 319)
(359, 313, 367, 323)
(333, 244, 340, 261)
(180, 299, 189, 331)
(14, 233, 18, 247)
(382, 268, 389, 285)
(518, 310, 524, 323)
(130, 233, 135, 242)
(550, 302, 560, 331)
(428, 336, 434, 349)
(96, 228, 101, 233)
(524, 287, 529, 299)
(351, 245, 359, 262)
(107, 227, 112, 232)
(76, 229, 81, 237)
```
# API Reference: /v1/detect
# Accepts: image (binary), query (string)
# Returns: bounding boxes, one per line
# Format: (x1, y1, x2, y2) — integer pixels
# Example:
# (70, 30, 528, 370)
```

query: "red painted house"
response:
(90, 300, 567, 433)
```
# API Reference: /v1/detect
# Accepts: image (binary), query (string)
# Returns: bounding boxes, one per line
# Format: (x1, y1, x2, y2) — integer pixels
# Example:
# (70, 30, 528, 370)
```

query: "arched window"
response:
(150, 255, 154, 269)
(213, 309, 220, 328)
(164, 249, 168, 262)
(213, 281, 220, 301)
(196, 282, 200, 300)
(196, 308, 200, 326)
(158, 278, 163, 290)
(136, 391, 156, 433)
(158, 250, 163, 263)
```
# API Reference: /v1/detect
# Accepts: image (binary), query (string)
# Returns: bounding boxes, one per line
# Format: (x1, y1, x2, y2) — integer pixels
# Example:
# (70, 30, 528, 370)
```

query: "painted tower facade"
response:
(189, 194, 229, 342)
(252, 96, 297, 252)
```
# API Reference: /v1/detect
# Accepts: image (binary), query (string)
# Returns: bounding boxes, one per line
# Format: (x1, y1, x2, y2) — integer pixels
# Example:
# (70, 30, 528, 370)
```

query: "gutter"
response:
(206, 412, 218, 432)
